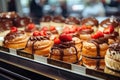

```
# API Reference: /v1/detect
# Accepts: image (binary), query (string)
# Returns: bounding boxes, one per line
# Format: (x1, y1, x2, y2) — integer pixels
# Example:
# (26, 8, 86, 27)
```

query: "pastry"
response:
(81, 31, 109, 69)
(49, 33, 80, 63)
(98, 16, 119, 32)
(24, 31, 53, 56)
(105, 42, 120, 71)
(81, 17, 98, 32)
(77, 25, 94, 41)
(50, 15, 65, 33)
(25, 23, 37, 36)
(103, 25, 119, 44)
(63, 16, 80, 29)
(3, 27, 29, 49)
(40, 15, 52, 28)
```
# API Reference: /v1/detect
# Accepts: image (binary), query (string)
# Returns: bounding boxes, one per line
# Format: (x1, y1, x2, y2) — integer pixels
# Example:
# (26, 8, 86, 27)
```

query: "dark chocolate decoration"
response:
(4, 30, 25, 43)
(25, 36, 50, 54)
(109, 42, 120, 52)
(79, 29, 94, 34)
(40, 15, 52, 22)
(50, 41, 78, 63)
(81, 17, 98, 27)
(52, 15, 65, 23)
(100, 16, 119, 28)
(65, 16, 80, 25)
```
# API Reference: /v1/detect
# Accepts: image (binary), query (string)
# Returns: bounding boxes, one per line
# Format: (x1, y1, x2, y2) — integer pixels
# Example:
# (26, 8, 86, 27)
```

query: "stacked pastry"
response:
(105, 41, 120, 71)
(24, 30, 54, 56)
(49, 32, 81, 63)
(81, 31, 108, 70)
(3, 27, 29, 49)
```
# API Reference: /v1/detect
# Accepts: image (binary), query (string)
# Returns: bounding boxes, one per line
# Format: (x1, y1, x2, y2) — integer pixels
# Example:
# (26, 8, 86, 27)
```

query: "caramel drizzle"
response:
(25, 36, 49, 54)
(50, 42, 78, 63)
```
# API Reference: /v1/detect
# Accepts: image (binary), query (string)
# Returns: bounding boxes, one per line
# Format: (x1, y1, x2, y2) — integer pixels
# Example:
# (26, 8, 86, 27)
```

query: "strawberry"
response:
(103, 25, 114, 34)
(33, 31, 40, 36)
(27, 23, 35, 30)
(91, 31, 104, 39)
(59, 33, 72, 42)
(96, 31, 104, 37)
(81, 25, 87, 30)
(69, 26, 77, 33)
(54, 38, 61, 44)
(41, 26, 48, 31)
(10, 27, 17, 32)
(77, 27, 82, 31)
(63, 27, 70, 34)
(50, 26, 56, 31)
(39, 30, 46, 36)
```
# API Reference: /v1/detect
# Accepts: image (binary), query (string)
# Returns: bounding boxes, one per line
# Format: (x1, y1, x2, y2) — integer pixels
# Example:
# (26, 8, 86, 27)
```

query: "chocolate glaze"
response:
(109, 42, 120, 52)
(81, 17, 98, 27)
(89, 37, 108, 69)
(0, 19, 13, 30)
(79, 29, 94, 34)
(52, 15, 65, 23)
(104, 32, 119, 40)
(4, 30, 25, 44)
(50, 41, 78, 63)
(0, 11, 20, 19)
(40, 15, 52, 22)
(14, 17, 32, 27)
(100, 16, 119, 28)
(65, 16, 80, 25)
(25, 36, 50, 54)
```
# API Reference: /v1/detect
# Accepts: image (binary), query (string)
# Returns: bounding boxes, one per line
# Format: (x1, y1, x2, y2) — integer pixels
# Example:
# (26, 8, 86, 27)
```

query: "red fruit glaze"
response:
(33, 31, 40, 36)
(41, 26, 48, 31)
(103, 25, 114, 34)
(59, 33, 72, 42)
(10, 27, 17, 32)
(39, 30, 46, 36)
(54, 38, 61, 44)
(50, 26, 56, 31)
(27, 23, 35, 30)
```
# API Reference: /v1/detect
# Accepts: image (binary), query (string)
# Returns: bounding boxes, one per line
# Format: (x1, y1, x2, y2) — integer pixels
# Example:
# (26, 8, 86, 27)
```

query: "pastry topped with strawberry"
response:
(77, 25, 94, 41)
(40, 15, 52, 28)
(49, 33, 81, 63)
(80, 31, 109, 69)
(50, 15, 65, 34)
(3, 27, 29, 49)
(25, 23, 37, 36)
(40, 26, 59, 40)
(81, 17, 98, 32)
(103, 25, 119, 44)
(99, 16, 119, 32)
(24, 30, 53, 56)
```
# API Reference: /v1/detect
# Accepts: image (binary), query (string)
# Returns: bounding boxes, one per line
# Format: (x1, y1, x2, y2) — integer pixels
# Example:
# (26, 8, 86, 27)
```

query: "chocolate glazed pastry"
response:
(81, 17, 98, 27)
(81, 37, 108, 70)
(50, 41, 79, 63)
(100, 17, 119, 28)
(25, 36, 49, 54)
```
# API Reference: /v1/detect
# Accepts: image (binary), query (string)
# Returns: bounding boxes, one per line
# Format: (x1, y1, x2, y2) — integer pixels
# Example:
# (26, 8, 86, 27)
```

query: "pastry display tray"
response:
(0, 46, 120, 80)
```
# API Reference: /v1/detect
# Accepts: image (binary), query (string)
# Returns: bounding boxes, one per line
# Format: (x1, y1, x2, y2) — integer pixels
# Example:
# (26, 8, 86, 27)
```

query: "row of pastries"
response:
(0, 12, 120, 73)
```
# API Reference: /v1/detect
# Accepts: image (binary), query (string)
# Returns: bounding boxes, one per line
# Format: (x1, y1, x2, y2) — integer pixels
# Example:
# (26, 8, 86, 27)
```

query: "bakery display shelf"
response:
(0, 46, 120, 80)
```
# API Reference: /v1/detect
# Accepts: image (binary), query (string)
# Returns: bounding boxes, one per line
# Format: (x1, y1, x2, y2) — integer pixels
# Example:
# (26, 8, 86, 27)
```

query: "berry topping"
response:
(50, 26, 56, 31)
(39, 30, 46, 36)
(91, 31, 104, 39)
(103, 25, 114, 34)
(10, 27, 17, 32)
(33, 31, 40, 36)
(54, 38, 61, 44)
(27, 23, 35, 30)
(59, 33, 72, 42)
(41, 26, 48, 31)
(63, 27, 70, 34)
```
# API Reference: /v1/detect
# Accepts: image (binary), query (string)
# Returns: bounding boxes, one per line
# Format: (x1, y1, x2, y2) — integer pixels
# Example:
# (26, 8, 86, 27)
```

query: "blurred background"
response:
(0, 0, 120, 23)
